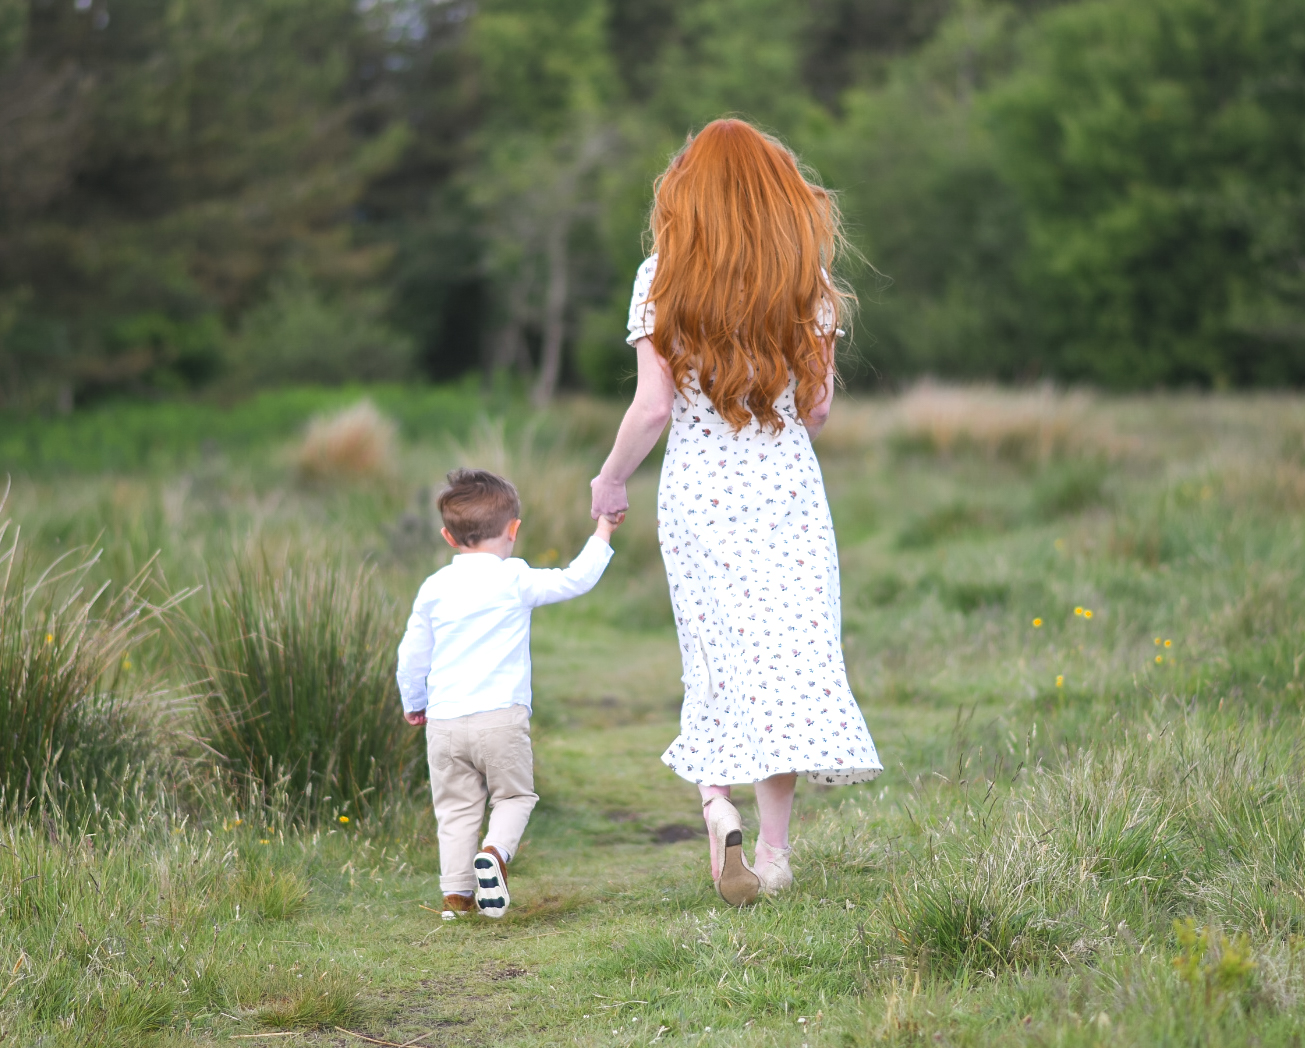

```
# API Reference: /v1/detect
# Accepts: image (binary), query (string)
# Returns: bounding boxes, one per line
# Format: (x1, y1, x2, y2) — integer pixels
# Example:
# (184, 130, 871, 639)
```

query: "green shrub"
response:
(0, 507, 178, 819)
(229, 278, 415, 387)
(186, 554, 420, 822)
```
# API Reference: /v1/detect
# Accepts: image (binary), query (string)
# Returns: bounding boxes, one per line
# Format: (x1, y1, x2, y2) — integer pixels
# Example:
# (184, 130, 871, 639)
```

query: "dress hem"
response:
(660, 749, 883, 787)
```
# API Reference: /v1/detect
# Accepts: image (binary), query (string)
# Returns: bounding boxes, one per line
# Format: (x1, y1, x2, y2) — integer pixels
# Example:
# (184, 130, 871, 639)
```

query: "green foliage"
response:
(1172, 919, 1259, 1011)
(821, 5, 1034, 381)
(0, 515, 180, 819)
(574, 306, 635, 395)
(187, 555, 420, 821)
(990, 0, 1305, 386)
(4, 0, 1303, 400)
(0, 381, 489, 474)
(0, 0, 410, 407)
(228, 278, 415, 386)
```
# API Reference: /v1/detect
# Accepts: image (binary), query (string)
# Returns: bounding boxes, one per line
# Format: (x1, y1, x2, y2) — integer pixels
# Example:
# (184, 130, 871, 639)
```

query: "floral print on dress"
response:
(628, 256, 882, 786)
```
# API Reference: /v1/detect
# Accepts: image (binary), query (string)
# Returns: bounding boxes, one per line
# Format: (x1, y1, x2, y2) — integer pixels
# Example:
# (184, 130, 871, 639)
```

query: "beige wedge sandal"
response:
(702, 796, 761, 907)
(753, 837, 793, 895)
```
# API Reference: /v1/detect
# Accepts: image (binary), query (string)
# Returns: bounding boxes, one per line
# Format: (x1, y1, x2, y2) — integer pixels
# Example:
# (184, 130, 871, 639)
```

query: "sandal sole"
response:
(717, 829, 761, 907)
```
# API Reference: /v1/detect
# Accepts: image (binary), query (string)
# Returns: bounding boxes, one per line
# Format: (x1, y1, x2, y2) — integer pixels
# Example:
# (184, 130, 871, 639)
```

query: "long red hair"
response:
(645, 119, 852, 432)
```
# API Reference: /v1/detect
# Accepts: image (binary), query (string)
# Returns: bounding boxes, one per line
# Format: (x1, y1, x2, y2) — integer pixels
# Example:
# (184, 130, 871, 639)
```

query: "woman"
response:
(591, 118, 881, 906)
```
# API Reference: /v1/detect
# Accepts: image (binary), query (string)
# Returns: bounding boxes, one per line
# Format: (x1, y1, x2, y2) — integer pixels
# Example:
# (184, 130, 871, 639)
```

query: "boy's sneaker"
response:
(473, 845, 510, 918)
(441, 893, 476, 920)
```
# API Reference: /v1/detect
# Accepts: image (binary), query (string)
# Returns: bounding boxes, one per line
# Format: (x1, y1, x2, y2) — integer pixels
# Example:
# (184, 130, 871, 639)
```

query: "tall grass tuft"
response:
(186, 553, 420, 821)
(295, 400, 397, 482)
(0, 498, 184, 819)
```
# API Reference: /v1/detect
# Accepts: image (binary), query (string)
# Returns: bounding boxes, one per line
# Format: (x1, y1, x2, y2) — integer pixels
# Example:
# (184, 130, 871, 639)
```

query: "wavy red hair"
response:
(645, 119, 852, 432)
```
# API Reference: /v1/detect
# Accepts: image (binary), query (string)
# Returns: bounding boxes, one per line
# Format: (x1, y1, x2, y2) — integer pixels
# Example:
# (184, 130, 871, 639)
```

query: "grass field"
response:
(4, 384, 1305, 1047)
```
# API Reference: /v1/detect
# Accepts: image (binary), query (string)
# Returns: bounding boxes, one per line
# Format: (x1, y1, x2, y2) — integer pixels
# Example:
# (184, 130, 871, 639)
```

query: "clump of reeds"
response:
(295, 400, 397, 482)
(185, 552, 420, 822)
(0, 495, 184, 820)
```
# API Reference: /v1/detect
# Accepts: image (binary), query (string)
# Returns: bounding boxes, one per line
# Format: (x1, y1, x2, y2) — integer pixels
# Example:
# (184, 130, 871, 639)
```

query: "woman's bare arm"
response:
(804, 338, 837, 440)
(591, 338, 676, 520)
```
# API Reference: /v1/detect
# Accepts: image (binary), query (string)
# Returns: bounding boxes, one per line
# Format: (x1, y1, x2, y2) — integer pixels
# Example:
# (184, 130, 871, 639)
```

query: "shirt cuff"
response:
(581, 534, 616, 565)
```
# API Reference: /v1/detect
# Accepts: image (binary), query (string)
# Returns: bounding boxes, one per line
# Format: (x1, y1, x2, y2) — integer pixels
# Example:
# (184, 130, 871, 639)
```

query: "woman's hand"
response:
(590, 475, 629, 521)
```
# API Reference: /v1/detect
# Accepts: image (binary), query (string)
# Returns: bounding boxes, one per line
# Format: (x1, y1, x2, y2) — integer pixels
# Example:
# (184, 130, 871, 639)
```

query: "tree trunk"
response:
(489, 274, 532, 376)
(531, 216, 569, 407)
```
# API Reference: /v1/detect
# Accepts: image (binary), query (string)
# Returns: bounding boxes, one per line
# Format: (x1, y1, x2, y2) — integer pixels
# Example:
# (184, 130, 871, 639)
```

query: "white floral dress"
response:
(627, 256, 882, 786)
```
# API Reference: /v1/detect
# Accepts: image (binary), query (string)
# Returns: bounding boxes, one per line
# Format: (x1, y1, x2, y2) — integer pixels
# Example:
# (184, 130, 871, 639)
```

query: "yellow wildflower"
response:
(1055, 675, 1064, 688)
(1032, 618, 1043, 628)
(338, 816, 349, 824)
(1155, 637, 1162, 645)
(260, 839, 271, 845)
(1083, 609, 1093, 619)
(45, 633, 54, 644)
(1155, 655, 1163, 665)
(1074, 607, 1084, 616)
(1164, 639, 1172, 648)
(233, 818, 242, 826)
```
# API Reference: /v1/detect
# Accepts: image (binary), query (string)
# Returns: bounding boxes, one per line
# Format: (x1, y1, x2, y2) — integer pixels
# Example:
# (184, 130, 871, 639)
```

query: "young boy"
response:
(396, 468, 620, 918)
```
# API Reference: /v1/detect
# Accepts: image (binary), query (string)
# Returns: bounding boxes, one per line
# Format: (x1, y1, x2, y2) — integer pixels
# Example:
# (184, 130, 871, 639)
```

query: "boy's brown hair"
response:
(436, 468, 521, 547)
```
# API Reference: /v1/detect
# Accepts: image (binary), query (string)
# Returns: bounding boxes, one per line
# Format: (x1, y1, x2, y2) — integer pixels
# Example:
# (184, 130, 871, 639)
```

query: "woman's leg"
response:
(699, 784, 731, 879)
(754, 772, 797, 851)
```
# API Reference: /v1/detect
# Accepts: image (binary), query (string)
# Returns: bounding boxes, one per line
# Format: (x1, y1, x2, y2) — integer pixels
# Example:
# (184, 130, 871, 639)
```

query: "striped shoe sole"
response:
(473, 851, 510, 918)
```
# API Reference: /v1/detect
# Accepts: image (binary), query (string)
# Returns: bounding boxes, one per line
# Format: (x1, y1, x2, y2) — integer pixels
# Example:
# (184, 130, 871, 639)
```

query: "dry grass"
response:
(895, 381, 1097, 460)
(296, 400, 397, 482)
(818, 381, 1131, 462)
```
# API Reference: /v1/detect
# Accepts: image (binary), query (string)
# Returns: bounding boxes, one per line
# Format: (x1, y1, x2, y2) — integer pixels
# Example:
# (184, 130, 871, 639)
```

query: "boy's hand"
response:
(595, 512, 624, 543)
(404, 710, 427, 726)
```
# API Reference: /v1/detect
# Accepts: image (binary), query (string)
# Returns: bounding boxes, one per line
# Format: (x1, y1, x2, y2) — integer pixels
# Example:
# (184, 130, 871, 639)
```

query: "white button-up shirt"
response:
(395, 536, 614, 720)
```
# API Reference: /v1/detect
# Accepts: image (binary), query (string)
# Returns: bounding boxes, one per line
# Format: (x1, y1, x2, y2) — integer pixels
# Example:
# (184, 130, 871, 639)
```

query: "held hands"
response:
(595, 511, 625, 543)
(590, 474, 628, 522)
(404, 710, 426, 727)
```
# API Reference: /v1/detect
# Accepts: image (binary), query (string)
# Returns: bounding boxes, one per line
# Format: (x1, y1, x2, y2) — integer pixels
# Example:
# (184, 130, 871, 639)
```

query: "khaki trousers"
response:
(426, 704, 538, 894)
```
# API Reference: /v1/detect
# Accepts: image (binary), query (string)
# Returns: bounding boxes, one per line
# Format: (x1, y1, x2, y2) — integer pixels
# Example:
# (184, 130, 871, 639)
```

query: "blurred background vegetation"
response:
(2, 0, 1302, 417)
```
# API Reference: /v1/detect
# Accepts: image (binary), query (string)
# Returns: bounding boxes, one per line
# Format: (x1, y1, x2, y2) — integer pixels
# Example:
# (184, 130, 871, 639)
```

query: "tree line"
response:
(1, 0, 1301, 411)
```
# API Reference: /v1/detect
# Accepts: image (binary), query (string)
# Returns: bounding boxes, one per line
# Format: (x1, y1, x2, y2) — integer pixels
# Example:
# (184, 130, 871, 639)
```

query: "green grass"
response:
(1, 386, 1304, 1045)
(185, 552, 422, 820)
(0, 378, 508, 475)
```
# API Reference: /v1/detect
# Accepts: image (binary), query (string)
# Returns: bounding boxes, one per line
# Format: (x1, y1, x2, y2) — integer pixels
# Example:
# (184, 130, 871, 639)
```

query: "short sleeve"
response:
(818, 268, 845, 339)
(626, 255, 658, 345)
